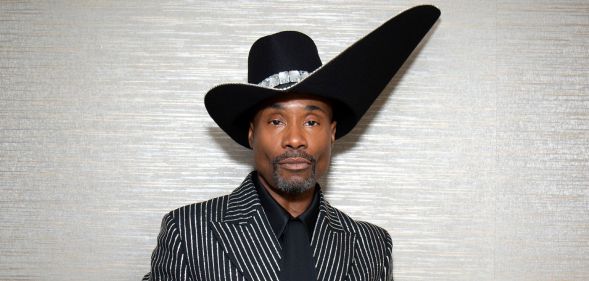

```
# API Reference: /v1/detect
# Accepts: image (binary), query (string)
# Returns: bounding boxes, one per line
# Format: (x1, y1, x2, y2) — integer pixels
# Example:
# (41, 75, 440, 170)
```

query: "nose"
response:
(281, 124, 307, 150)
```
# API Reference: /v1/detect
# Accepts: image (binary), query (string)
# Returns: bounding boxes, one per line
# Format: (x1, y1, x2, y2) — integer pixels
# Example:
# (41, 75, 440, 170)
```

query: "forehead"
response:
(254, 95, 333, 117)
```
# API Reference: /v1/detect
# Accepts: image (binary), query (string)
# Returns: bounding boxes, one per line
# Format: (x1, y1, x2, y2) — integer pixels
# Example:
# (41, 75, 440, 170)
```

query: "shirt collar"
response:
(253, 171, 320, 239)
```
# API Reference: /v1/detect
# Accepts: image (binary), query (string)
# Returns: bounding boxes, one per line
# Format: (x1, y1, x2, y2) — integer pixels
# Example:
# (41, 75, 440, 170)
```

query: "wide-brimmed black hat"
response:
(205, 5, 440, 148)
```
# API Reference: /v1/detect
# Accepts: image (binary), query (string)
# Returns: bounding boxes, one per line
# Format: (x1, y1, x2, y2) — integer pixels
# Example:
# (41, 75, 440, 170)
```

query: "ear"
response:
(248, 122, 255, 148)
(330, 121, 337, 144)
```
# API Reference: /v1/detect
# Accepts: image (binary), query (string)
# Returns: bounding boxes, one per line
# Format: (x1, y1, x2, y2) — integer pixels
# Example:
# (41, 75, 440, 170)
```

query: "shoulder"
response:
(330, 205, 392, 248)
(160, 194, 230, 230)
(159, 172, 258, 231)
(355, 220, 392, 244)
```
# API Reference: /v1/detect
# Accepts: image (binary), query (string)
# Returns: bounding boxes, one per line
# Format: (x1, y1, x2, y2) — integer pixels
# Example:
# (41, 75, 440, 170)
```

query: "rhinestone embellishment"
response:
(258, 70, 309, 88)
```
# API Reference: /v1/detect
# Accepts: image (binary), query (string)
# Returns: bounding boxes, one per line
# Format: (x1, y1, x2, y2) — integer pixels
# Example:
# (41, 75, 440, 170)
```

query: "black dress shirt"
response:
(254, 172, 319, 281)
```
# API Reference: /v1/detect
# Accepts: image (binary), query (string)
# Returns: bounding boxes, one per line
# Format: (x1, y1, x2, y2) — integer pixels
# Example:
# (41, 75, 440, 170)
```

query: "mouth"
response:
(277, 157, 312, 171)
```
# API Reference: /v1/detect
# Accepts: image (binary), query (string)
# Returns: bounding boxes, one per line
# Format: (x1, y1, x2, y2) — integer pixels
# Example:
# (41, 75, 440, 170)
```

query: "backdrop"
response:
(1, 1, 587, 280)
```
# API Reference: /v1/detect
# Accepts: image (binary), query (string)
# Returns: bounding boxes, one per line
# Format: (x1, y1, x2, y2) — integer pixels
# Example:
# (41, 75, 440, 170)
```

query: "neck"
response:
(257, 174, 315, 218)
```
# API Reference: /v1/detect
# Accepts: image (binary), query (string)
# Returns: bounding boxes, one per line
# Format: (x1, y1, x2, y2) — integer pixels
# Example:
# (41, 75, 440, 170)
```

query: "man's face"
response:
(248, 96, 336, 195)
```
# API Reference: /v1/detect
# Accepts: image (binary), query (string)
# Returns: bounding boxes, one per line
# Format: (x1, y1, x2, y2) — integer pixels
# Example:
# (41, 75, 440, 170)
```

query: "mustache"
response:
(272, 150, 316, 165)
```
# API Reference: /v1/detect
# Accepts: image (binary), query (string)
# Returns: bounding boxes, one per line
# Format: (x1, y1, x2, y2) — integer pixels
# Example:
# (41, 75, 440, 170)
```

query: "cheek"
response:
(257, 133, 277, 154)
(313, 132, 334, 168)
(319, 145, 332, 163)
(252, 130, 280, 164)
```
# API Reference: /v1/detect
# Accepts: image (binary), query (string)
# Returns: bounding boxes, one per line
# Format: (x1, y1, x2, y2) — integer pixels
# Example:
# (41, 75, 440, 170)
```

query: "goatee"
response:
(272, 150, 317, 194)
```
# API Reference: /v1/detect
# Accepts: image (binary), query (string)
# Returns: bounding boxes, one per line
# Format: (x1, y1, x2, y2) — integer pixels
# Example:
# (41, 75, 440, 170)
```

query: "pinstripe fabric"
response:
(144, 172, 393, 281)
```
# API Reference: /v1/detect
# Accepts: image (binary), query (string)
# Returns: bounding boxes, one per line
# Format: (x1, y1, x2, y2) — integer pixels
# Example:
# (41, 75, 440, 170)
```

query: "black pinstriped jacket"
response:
(144, 172, 393, 281)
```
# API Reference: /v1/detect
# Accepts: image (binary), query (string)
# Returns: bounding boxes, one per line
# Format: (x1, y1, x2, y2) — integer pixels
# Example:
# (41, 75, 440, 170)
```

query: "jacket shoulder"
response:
(330, 206, 391, 239)
(355, 220, 392, 244)
(166, 194, 230, 225)
(329, 207, 393, 279)
(330, 206, 393, 250)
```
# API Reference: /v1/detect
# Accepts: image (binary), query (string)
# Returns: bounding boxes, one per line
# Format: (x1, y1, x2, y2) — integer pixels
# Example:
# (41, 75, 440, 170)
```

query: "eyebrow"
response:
(270, 103, 328, 114)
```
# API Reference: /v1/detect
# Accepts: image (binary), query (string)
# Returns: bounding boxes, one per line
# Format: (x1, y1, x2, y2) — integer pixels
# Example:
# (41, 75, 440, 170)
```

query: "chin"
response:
(274, 172, 316, 195)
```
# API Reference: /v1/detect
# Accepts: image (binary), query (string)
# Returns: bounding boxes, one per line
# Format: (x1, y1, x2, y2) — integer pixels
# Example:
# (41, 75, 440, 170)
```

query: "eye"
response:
(305, 120, 319, 126)
(269, 119, 284, 126)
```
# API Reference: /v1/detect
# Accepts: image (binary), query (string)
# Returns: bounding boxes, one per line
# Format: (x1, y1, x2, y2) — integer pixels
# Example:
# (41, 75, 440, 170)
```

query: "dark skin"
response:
(248, 95, 337, 217)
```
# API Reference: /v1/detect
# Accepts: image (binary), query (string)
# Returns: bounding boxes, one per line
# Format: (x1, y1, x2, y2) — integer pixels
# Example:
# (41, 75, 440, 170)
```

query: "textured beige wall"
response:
(1, 1, 588, 280)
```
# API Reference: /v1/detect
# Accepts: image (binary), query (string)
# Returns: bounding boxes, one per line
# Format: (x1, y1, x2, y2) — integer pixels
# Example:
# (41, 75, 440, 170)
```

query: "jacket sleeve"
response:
(144, 211, 191, 281)
(385, 232, 394, 281)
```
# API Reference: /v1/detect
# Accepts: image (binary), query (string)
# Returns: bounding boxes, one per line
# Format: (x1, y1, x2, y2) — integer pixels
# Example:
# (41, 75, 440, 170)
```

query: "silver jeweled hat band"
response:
(257, 70, 309, 88)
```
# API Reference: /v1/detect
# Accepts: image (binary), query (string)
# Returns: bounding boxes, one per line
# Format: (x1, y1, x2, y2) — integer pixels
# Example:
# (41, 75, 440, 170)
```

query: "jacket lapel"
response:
(209, 174, 282, 281)
(311, 193, 357, 281)
(210, 173, 357, 281)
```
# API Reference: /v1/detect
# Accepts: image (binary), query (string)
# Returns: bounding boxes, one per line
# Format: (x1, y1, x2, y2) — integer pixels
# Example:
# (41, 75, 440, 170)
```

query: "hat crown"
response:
(248, 31, 322, 84)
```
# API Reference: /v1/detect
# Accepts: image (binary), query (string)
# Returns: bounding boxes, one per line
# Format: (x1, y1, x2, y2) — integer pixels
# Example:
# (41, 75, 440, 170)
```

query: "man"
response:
(144, 5, 439, 281)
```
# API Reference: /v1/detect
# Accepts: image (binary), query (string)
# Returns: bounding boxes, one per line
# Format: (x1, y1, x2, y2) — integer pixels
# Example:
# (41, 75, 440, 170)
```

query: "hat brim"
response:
(205, 5, 440, 148)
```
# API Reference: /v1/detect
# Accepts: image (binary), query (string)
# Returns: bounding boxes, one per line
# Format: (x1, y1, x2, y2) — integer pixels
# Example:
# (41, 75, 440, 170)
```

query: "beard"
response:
(271, 150, 317, 194)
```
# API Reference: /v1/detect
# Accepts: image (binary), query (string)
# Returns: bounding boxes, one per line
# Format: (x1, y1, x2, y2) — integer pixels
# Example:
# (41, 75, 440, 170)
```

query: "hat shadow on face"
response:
(205, 18, 440, 183)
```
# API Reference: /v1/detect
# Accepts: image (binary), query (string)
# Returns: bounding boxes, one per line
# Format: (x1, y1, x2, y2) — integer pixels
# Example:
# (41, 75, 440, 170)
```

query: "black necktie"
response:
(280, 218, 315, 281)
